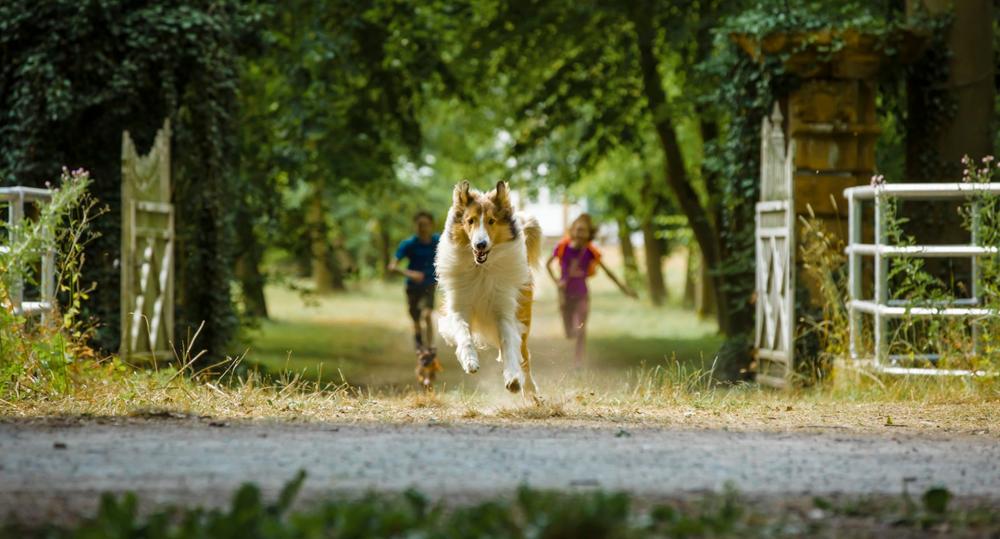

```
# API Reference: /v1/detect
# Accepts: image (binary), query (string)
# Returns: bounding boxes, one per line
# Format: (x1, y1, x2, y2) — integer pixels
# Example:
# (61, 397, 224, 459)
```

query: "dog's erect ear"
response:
(492, 180, 510, 209)
(453, 180, 471, 207)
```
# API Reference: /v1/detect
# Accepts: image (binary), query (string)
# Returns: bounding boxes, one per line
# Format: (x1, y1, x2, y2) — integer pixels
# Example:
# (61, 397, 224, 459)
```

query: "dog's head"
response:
(450, 180, 517, 265)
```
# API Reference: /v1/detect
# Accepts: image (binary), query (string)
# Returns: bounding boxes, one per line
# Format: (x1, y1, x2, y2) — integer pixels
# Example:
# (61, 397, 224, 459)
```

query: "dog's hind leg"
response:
(516, 288, 537, 395)
(519, 333, 537, 395)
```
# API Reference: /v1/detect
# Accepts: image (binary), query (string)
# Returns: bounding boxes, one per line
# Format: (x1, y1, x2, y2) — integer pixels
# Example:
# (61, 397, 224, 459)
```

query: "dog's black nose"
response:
(475, 240, 488, 251)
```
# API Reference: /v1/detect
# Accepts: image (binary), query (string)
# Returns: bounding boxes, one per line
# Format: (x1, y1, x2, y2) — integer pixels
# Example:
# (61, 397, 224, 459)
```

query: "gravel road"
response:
(2, 419, 998, 523)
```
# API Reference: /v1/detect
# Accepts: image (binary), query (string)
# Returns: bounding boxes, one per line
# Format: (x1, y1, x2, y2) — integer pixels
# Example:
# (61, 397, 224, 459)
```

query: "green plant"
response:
(0, 168, 104, 398)
(8, 474, 999, 538)
(875, 157, 1000, 372)
(0, 1, 260, 359)
(800, 157, 1000, 379)
(699, 2, 924, 375)
(797, 207, 849, 382)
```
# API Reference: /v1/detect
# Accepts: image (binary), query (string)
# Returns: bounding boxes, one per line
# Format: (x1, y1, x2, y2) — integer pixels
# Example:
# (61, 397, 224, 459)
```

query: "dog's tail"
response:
(518, 213, 542, 268)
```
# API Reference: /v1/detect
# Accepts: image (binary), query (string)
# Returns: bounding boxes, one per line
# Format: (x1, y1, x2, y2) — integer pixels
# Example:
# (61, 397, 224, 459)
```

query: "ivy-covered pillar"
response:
(737, 31, 913, 385)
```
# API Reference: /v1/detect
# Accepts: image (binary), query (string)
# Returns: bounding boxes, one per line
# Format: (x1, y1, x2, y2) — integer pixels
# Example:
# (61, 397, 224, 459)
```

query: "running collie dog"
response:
(435, 180, 541, 394)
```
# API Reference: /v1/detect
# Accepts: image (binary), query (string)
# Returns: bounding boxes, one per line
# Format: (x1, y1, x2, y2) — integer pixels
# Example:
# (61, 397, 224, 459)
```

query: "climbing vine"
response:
(0, 1, 262, 359)
(698, 2, 953, 380)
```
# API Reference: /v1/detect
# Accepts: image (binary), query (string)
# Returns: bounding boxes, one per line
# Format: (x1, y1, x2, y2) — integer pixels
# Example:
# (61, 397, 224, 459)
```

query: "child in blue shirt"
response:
(388, 211, 441, 386)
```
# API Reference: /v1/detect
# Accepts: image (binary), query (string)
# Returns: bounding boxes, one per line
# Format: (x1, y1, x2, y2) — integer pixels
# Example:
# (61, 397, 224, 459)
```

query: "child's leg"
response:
(420, 286, 436, 351)
(406, 288, 424, 351)
(572, 295, 590, 365)
(421, 309, 433, 349)
(560, 293, 577, 339)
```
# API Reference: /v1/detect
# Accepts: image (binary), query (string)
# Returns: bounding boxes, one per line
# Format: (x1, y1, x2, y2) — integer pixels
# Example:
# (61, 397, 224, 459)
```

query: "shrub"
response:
(799, 156, 1000, 379)
(0, 168, 106, 399)
(8, 474, 998, 538)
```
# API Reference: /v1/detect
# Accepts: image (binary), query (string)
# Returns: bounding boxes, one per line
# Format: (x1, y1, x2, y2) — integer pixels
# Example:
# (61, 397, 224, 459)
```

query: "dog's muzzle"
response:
(474, 248, 490, 265)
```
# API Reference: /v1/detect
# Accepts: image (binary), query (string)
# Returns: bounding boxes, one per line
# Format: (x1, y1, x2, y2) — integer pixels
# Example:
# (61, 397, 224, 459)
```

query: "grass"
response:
(248, 247, 723, 391)
(2, 247, 998, 435)
(3, 350, 997, 437)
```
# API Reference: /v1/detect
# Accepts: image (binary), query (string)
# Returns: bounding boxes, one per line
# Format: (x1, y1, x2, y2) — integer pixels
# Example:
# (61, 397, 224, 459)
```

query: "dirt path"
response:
(2, 419, 999, 524)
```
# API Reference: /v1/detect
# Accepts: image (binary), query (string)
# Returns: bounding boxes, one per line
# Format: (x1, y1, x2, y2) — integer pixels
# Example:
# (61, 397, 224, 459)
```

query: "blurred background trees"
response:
(2, 0, 994, 374)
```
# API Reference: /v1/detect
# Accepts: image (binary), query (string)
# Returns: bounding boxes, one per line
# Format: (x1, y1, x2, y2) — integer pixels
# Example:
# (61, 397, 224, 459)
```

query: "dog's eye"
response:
(488, 218, 495, 225)
(467, 217, 475, 225)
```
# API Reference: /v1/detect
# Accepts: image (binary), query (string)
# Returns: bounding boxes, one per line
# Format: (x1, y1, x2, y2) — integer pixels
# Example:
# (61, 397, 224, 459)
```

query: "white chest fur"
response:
(435, 227, 531, 348)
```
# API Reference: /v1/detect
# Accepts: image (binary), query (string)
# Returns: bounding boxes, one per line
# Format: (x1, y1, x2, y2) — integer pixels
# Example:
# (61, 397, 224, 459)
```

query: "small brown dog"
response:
(415, 347, 442, 388)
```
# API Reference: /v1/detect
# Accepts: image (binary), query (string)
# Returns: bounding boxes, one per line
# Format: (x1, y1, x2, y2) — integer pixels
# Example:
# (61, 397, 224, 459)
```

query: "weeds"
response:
(799, 156, 1000, 383)
(6, 473, 998, 538)
(0, 168, 105, 400)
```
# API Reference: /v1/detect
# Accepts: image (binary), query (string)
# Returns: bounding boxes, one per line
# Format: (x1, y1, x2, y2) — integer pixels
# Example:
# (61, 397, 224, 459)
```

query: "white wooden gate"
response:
(121, 120, 174, 360)
(754, 103, 795, 388)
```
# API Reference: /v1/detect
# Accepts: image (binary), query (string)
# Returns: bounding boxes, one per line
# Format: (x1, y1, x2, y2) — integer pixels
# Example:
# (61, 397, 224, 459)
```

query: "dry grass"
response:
(494, 397, 567, 419)
(2, 358, 997, 439)
(5, 245, 998, 438)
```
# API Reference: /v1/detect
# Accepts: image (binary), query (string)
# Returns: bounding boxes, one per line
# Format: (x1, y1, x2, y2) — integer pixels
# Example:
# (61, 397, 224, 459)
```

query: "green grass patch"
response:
(246, 266, 723, 390)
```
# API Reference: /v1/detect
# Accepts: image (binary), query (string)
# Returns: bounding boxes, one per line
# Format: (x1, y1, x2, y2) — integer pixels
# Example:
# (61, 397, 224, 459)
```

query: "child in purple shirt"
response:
(546, 213, 636, 366)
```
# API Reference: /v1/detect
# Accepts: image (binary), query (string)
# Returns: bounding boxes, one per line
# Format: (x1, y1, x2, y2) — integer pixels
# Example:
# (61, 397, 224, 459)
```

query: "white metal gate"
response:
(754, 103, 795, 387)
(845, 182, 1000, 376)
(0, 187, 55, 322)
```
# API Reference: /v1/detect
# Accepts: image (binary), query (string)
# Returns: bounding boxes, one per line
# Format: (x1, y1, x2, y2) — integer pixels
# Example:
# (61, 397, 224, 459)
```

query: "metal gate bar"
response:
(844, 182, 1000, 376)
(0, 187, 56, 321)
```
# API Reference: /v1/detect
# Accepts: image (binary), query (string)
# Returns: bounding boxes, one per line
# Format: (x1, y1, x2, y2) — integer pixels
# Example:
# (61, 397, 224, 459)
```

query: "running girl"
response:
(545, 213, 636, 366)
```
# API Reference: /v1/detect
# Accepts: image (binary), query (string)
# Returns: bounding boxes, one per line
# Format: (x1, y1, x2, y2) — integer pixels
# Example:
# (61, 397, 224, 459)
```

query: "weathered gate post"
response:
(121, 120, 175, 361)
(739, 31, 903, 386)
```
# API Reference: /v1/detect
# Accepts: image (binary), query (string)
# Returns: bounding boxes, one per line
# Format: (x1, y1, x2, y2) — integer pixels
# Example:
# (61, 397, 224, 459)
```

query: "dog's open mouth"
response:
(474, 249, 490, 265)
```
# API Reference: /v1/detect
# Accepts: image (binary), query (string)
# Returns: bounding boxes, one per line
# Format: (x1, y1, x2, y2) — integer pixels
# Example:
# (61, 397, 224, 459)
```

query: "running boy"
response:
(388, 211, 442, 386)
(546, 213, 637, 366)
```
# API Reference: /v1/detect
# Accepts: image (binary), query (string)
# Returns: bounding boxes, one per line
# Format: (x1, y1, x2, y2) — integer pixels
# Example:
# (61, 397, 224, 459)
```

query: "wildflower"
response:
(982, 155, 994, 164)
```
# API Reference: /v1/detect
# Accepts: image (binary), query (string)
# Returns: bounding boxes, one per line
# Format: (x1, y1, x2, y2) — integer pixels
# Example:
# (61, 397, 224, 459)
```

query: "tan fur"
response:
(450, 181, 517, 249)
(519, 213, 542, 268)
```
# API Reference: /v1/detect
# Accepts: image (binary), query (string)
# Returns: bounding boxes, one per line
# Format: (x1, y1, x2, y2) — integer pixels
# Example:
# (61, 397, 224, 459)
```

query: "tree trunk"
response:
(906, 0, 995, 179)
(905, 0, 994, 277)
(641, 213, 667, 306)
(616, 214, 638, 282)
(307, 193, 334, 294)
(234, 208, 268, 318)
(683, 248, 695, 308)
(630, 7, 731, 332)
(378, 220, 392, 280)
(327, 238, 347, 290)
(697, 252, 717, 319)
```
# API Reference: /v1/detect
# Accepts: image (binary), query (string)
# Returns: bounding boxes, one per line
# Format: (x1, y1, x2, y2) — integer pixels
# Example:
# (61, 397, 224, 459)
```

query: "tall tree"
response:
(461, 0, 744, 336)
(906, 0, 995, 179)
(237, 0, 464, 298)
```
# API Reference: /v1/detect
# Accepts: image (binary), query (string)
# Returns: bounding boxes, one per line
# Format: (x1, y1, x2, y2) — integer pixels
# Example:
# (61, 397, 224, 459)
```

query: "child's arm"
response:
(598, 259, 637, 299)
(387, 257, 425, 283)
(545, 254, 563, 288)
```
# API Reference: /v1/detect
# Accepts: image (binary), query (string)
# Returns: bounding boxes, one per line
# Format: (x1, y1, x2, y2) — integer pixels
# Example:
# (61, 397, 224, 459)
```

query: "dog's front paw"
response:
(457, 344, 480, 374)
(503, 368, 524, 393)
